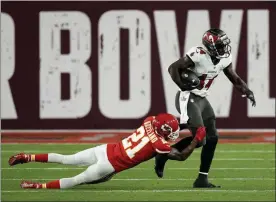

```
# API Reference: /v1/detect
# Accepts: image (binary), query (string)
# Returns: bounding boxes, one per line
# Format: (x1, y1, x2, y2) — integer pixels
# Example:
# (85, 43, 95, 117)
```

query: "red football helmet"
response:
(152, 113, 180, 141)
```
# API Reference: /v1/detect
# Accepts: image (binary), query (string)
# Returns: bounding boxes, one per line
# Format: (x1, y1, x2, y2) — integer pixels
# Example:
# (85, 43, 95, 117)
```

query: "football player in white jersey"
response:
(154, 28, 256, 188)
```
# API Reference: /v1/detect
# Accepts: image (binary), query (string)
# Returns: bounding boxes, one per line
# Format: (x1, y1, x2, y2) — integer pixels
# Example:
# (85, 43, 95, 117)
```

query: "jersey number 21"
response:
(122, 126, 150, 159)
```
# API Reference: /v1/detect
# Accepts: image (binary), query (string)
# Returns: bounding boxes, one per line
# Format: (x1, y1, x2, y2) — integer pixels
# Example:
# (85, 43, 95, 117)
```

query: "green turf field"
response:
(1, 143, 275, 201)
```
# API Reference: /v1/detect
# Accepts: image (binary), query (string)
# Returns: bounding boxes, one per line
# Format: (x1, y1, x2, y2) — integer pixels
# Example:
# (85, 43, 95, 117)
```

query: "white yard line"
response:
(2, 178, 275, 181)
(2, 190, 275, 193)
(2, 167, 275, 170)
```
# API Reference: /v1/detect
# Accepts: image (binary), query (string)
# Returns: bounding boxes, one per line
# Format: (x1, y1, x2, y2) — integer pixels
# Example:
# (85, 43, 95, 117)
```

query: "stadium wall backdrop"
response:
(1, 1, 275, 130)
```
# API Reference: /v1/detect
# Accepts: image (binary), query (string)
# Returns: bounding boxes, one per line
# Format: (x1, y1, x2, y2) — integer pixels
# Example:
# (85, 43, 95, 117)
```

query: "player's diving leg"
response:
(20, 144, 115, 189)
(193, 99, 220, 188)
(8, 146, 101, 167)
(155, 92, 205, 178)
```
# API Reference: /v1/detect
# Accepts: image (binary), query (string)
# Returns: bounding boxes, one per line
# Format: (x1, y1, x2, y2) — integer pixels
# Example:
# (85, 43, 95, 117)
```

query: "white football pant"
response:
(47, 144, 115, 188)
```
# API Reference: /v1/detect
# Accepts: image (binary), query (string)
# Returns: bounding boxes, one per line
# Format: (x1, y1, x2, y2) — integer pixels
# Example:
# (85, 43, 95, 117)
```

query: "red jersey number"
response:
(122, 126, 150, 159)
(199, 74, 218, 90)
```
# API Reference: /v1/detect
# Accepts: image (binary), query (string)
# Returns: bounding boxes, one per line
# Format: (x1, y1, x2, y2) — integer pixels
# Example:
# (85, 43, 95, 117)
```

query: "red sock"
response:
(30, 154, 48, 162)
(42, 180, 61, 189)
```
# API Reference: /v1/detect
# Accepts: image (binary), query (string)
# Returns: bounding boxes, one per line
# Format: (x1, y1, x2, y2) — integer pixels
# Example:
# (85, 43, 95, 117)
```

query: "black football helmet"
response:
(202, 28, 231, 59)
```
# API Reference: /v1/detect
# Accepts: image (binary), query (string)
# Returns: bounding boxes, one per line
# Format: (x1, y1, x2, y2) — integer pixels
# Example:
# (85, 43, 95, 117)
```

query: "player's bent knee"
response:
(97, 163, 114, 177)
(206, 135, 218, 144)
(81, 163, 114, 184)
(204, 117, 219, 138)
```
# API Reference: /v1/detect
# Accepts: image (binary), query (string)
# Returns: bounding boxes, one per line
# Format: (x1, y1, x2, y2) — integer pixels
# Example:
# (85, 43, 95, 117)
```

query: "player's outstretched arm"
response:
(166, 138, 199, 161)
(168, 56, 195, 91)
(223, 63, 256, 106)
(165, 127, 206, 161)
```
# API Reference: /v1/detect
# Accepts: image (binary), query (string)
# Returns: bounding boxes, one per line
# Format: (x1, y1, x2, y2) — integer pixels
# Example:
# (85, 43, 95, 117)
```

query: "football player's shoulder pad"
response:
(186, 46, 207, 64)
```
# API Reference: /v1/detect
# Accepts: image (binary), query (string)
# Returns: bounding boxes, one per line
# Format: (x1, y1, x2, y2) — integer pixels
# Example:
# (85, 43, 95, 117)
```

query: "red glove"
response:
(195, 127, 206, 142)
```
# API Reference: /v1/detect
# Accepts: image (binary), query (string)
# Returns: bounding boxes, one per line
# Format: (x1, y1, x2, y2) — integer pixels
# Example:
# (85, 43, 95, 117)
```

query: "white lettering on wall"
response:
(247, 10, 275, 117)
(39, 11, 92, 119)
(99, 10, 151, 119)
(1, 13, 17, 119)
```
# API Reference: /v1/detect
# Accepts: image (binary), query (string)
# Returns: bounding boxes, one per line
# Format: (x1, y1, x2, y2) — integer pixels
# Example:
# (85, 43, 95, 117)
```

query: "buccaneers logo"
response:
(203, 33, 219, 44)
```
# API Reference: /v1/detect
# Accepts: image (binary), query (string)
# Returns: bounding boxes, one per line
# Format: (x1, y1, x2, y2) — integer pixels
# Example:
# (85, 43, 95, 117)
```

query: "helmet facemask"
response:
(213, 35, 231, 59)
(167, 127, 180, 141)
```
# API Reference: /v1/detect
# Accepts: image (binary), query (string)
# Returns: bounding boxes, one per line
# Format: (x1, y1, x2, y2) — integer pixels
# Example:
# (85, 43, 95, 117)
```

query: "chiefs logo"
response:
(161, 124, 172, 135)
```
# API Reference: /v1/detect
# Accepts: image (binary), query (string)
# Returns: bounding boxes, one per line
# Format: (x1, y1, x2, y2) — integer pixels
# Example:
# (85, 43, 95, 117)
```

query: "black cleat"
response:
(193, 177, 221, 188)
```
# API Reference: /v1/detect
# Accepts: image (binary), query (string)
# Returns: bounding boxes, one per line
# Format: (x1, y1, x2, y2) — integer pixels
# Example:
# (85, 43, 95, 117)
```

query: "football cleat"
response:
(9, 153, 30, 166)
(20, 181, 42, 189)
(154, 165, 164, 178)
(193, 177, 221, 188)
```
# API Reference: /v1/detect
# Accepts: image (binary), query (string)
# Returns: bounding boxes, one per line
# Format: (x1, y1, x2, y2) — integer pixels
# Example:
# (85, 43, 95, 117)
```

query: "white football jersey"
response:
(185, 46, 232, 97)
